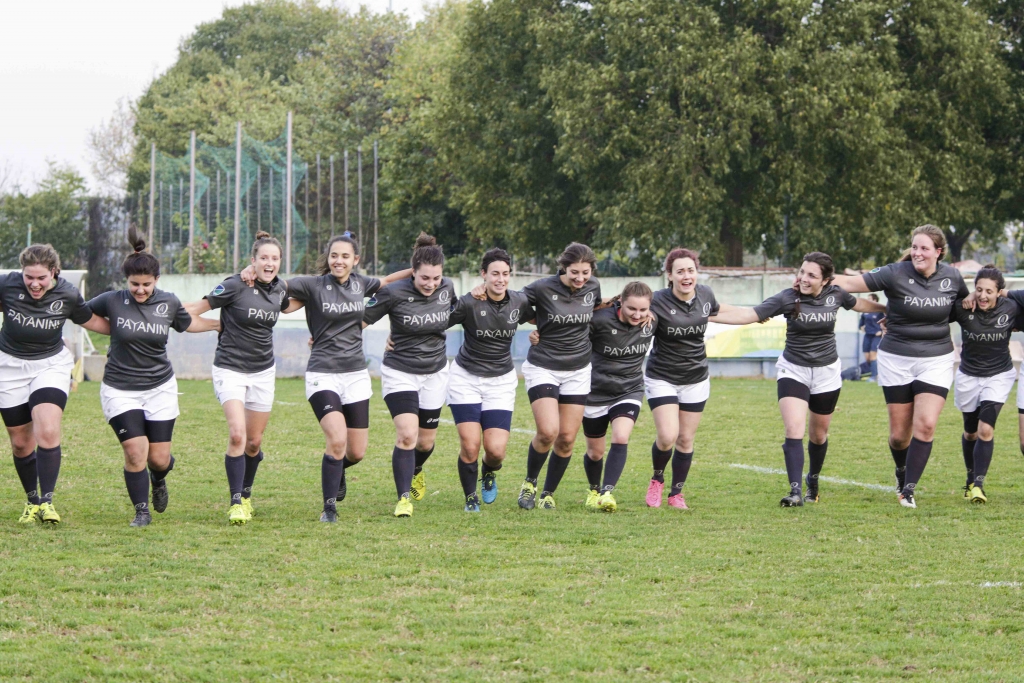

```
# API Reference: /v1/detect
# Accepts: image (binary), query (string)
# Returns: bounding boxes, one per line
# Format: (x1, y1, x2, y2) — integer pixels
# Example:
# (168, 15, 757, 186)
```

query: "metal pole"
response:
(317, 153, 322, 235)
(158, 181, 162, 250)
(189, 130, 196, 273)
(215, 169, 220, 228)
(304, 162, 309, 238)
(285, 110, 293, 274)
(178, 177, 183, 243)
(269, 168, 274, 233)
(257, 166, 262, 233)
(373, 140, 379, 276)
(357, 146, 363, 248)
(343, 150, 349, 233)
(148, 143, 155, 251)
(234, 122, 242, 271)
(330, 154, 335, 232)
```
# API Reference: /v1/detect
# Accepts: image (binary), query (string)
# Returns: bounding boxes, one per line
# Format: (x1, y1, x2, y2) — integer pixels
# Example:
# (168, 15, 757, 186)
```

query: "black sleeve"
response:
(362, 285, 392, 325)
(1006, 289, 1024, 309)
(87, 291, 112, 319)
(70, 291, 94, 325)
(861, 263, 895, 292)
(286, 276, 315, 302)
(523, 280, 540, 306)
(753, 290, 792, 322)
(172, 297, 192, 333)
(707, 287, 721, 316)
(447, 297, 468, 327)
(841, 289, 858, 310)
(204, 277, 239, 310)
(957, 272, 970, 299)
(520, 298, 536, 324)
(362, 274, 382, 299)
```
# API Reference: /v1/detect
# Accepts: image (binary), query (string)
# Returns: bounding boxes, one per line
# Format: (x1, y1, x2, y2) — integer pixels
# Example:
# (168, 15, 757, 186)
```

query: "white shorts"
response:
(305, 369, 372, 405)
(447, 362, 517, 412)
(584, 399, 642, 420)
(0, 347, 74, 409)
(953, 368, 1016, 413)
(521, 359, 591, 397)
(877, 349, 955, 389)
(775, 356, 842, 395)
(101, 377, 180, 422)
(381, 362, 450, 411)
(644, 376, 711, 407)
(212, 365, 276, 412)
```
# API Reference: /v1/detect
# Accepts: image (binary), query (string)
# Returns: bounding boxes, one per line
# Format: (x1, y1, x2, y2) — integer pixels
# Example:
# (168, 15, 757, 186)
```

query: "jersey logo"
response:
(702, 303, 711, 316)
(870, 267, 881, 273)
(212, 284, 225, 296)
(508, 308, 521, 324)
(155, 302, 170, 317)
(909, 279, 915, 285)
(612, 329, 617, 335)
(583, 292, 595, 306)
(326, 284, 332, 291)
(552, 295, 559, 301)
(669, 308, 676, 315)
(350, 280, 362, 295)
(18, 293, 24, 300)
(997, 313, 1011, 328)
(366, 296, 378, 307)
(480, 310, 487, 316)
(438, 290, 451, 305)
(642, 322, 653, 336)
(826, 296, 836, 306)
(124, 298, 130, 304)
(939, 278, 952, 292)
(408, 297, 414, 302)
(48, 300, 64, 313)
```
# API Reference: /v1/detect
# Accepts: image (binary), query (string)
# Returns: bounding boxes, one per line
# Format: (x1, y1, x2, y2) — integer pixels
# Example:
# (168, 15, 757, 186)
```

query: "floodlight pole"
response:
(285, 111, 293, 274)
(148, 143, 155, 252)
(357, 146, 363, 248)
(330, 154, 335, 232)
(234, 122, 242, 272)
(188, 130, 196, 273)
(343, 150, 349, 233)
(373, 140, 379, 276)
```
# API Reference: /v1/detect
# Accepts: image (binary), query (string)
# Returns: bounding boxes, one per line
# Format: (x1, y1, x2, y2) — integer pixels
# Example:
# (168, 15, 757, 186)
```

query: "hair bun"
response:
(983, 263, 998, 270)
(255, 231, 272, 240)
(127, 225, 147, 253)
(414, 232, 437, 249)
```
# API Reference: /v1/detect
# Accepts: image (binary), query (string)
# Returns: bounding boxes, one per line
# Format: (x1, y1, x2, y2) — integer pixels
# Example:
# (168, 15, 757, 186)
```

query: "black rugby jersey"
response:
(362, 276, 455, 375)
(0, 271, 93, 360)
(89, 289, 192, 391)
(287, 273, 380, 374)
(645, 285, 719, 385)
(861, 261, 967, 357)
(204, 274, 288, 373)
(448, 291, 533, 377)
(523, 275, 601, 372)
(952, 297, 1018, 378)
(588, 304, 656, 405)
(754, 285, 857, 367)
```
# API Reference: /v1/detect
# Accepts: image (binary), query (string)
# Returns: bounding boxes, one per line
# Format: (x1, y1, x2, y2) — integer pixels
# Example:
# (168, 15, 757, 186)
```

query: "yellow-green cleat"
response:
(598, 491, 617, 513)
(969, 485, 988, 505)
(38, 502, 61, 525)
(410, 471, 426, 501)
(241, 496, 254, 520)
(394, 495, 413, 518)
(228, 504, 248, 525)
(538, 494, 556, 510)
(17, 503, 40, 524)
(585, 489, 600, 510)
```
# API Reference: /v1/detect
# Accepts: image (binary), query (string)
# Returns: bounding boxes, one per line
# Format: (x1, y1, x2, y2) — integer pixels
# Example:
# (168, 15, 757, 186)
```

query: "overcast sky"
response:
(0, 0, 424, 194)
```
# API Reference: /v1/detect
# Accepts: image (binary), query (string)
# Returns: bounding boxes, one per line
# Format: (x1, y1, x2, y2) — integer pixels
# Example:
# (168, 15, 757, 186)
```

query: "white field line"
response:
(728, 463, 893, 492)
(980, 582, 1021, 588)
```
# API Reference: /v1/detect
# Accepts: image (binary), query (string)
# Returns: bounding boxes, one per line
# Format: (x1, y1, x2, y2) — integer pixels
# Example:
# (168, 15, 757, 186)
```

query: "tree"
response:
(88, 97, 136, 198)
(0, 163, 88, 268)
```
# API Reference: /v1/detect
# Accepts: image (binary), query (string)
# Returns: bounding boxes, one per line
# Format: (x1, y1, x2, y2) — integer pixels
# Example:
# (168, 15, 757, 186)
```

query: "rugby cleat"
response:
(780, 490, 803, 508)
(898, 491, 916, 508)
(645, 479, 664, 508)
(241, 496, 254, 519)
(394, 494, 413, 518)
(585, 489, 601, 510)
(337, 470, 347, 503)
(667, 493, 689, 510)
(518, 481, 537, 510)
(962, 483, 972, 499)
(895, 467, 906, 496)
(229, 504, 248, 525)
(410, 471, 426, 501)
(151, 479, 169, 513)
(320, 506, 338, 523)
(38, 502, 61, 524)
(464, 493, 481, 513)
(804, 474, 819, 503)
(17, 503, 40, 524)
(969, 485, 987, 505)
(130, 509, 152, 527)
(598, 491, 617, 513)
(481, 471, 497, 504)
(538, 494, 556, 510)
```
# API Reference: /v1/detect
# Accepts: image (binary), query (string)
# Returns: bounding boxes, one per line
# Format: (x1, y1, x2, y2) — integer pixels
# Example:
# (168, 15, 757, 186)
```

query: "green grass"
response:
(2, 378, 1024, 682)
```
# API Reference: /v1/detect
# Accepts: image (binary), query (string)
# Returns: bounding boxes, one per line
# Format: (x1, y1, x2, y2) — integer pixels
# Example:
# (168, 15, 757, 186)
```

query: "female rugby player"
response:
(1, 244, 108, 524)
(362, 233, 455, 518)
(88, 228, 218, 526)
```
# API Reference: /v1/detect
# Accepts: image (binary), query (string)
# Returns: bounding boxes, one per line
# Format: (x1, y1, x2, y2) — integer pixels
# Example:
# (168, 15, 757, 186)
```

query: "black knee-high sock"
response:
(961, 435, 975, 485)
(808, 440, 828, 478)
(903, 437, 933, 493)
(13, 452, 40, 505)
(541, 455, 571, 496)
(36, 446, 61, 503)
(321, 454, 344, 508)
(526, 443, 549, 483)
(149, 455, 174, 483)
(392, 446, 415, 498)
(602, 444, 628, 492)
(670, 449, 693, 496)
(124, 469, 149, 512)
(225, 454, 245, 505)
(651, 443, 672, 483)
(972, 439, 994, 487)
(889, 441, 909, 470)
(782, 438, 804, 493)
(414, 447, 434, 474)
(242, 450, 263, 499)
(481, 457, 502, 476)
(457, 459, 479, 498)
(583, 455, 603, 491)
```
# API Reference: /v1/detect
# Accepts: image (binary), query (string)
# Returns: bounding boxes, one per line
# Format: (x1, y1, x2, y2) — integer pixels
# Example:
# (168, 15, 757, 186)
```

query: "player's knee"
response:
(534, 429, 557, 451)
(326, 435, 347, 458)
(912, 418, 937, 441)
(963, 431, 978, 442)
(553, 433, 575, 455)
(978, 423, 995, 441)
(228, 427, 246, 451)
(245, 435, 262, 455)
(34, 424, 61, 449)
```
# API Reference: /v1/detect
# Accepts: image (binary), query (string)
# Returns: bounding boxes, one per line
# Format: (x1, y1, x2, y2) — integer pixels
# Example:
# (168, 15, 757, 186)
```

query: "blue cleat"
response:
(464, 493, 481, 513)
(481, 471, 498, 504)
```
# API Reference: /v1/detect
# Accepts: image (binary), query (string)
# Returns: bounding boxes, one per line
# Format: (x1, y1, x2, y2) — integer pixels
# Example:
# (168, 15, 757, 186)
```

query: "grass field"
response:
(2, 378, 1024, 682)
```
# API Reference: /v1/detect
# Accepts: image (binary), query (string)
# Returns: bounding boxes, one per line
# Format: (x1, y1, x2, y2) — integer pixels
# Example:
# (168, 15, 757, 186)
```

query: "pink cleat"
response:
(646, 479, 664, 507)
(667, 493, 689, 510)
